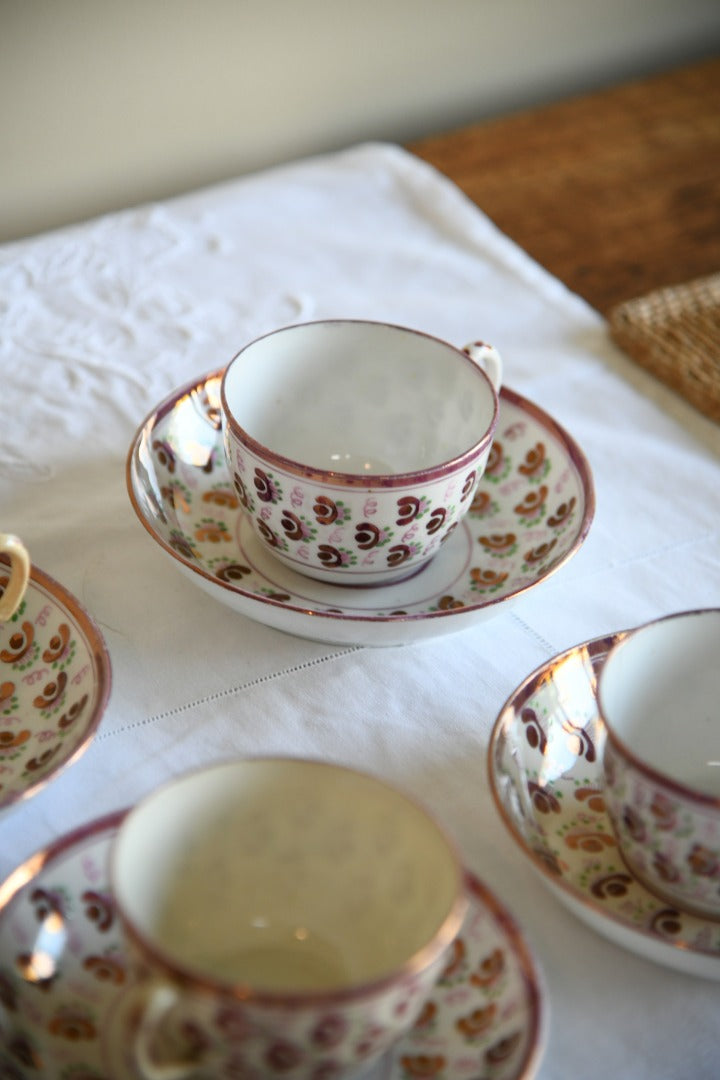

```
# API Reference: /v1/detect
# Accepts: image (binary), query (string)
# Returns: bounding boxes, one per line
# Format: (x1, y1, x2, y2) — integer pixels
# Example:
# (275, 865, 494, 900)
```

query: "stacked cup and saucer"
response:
(489, 607, 720, 980)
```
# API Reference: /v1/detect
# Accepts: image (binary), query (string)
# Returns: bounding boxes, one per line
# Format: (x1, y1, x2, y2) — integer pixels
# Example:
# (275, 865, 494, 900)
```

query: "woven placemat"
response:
(608, 273, 720, 424)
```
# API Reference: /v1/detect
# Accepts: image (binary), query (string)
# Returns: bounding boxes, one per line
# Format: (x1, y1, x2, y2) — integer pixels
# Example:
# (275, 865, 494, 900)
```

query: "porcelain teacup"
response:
(221, 319, 502, 586)
(110, 757, 467, 1079)
(599, 608, 720, 919)
(0, 533, 30, 621)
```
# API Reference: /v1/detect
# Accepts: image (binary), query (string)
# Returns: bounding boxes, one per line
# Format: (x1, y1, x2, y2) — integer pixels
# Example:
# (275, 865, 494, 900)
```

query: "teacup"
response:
(0, 533, 30, 621)
(221, 320, 502, 586)
(110, 757, 467, 1079)
(599, 609, 720, 918)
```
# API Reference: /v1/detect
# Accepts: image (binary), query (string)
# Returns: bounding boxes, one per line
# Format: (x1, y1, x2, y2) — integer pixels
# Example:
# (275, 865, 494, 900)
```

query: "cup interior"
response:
(113, 759, 462, 993)
(600, 610, 720, 797)
(222, 321, 497, 476)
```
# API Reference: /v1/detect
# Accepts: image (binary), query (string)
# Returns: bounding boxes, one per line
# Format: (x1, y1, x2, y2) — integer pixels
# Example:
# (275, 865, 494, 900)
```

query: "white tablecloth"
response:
(2, 142, 719, 1077)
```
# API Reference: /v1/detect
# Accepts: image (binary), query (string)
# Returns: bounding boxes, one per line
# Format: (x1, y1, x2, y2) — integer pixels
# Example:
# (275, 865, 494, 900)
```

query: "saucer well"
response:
(488, 633, 720, 981)
(0, 813, 546, 1079)
(0, 563, 111, 816)
(127, 369, 594, 646)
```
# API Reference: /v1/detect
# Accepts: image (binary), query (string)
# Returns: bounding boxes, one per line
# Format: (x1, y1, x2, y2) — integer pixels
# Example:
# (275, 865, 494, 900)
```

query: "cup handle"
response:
(461, 341, 503, 393)
(129, 982, 210, 1080)
(0, 534, 30, 622)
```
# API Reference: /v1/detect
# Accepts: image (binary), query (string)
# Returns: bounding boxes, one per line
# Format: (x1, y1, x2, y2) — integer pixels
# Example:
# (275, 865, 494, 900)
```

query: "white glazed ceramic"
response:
(221, 321, 502, 586)
(110, 758, 467, 1079)
(0, 562, 111, 816)
(599, 609, 720, 919)
(0, 812, 546, 1080)
(127, 370, 594, 646)
(0, 533, 30, 622)
(489, 632, 720, 981)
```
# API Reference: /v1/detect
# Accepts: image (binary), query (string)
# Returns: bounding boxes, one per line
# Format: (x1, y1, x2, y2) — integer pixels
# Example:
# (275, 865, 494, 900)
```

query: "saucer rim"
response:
(0, 810, 547, 1080)
(0, 563, 112, 814)
(487, 630, 720, 976)
(126, 367, 595, 635)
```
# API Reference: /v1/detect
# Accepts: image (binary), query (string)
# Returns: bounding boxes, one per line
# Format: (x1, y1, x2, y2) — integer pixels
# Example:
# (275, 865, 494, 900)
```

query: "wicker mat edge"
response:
(608, 273, 720, 424)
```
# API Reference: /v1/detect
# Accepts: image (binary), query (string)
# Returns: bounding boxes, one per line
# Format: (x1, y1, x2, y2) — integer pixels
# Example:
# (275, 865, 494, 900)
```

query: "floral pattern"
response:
(0, 816, 544, 1079)
(489, 634, 720, 978)
(0, 569, 110, 814)
(127, 372, 593, 644)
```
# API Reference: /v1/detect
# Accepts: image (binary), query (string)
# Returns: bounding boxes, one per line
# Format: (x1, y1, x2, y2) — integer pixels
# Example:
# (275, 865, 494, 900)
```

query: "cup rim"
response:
(598, 607, 720, 809)
(220, 319, 499, 488)
(110, 755, 468, 1006)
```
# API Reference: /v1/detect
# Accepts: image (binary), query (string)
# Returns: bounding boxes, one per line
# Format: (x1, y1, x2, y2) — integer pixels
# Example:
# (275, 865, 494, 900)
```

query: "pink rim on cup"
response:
(221, 320, 502, 586)
(599, 608, 720, 919)
(110, 757, 468, 1079)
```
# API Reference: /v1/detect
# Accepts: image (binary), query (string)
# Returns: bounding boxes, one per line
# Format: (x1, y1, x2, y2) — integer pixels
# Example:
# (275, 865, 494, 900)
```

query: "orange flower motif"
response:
(437, 595, 464, 611)
(33, 671, 68, 709)
(0, 728, 30, 751)
(478, 532, 516, 553)
(0, 622, 35, 663)
(42, 623, 70, 663)
(194, 522, 231, 543)
(457, 1003, 497, 1039)
(469, 568, 508, 589)
(513, 485, 548, 519)
(565, 831, 616, 853)
(412, 1000, 437, 1030)
(518, 441, 547, 477)
(202, 489, 238, 509)
(0, 680, 15, 708)
(439, 937, 466, 981)
(83, 955, 126, 985)
(47, 1008, 97, 1041)
(471, 947, 505, 987)
(398, 1055, 446, 1077)
(574, 787, 606, 813)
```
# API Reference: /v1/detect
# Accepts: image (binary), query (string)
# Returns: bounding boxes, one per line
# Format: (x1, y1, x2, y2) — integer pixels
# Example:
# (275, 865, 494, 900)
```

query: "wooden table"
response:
(408, 57, 720, 315)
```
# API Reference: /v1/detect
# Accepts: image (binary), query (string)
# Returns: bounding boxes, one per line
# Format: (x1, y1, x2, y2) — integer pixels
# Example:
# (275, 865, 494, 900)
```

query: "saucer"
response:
(127, 369, 594, 646)
(489, 633, 720, 981)
(0, 563, 111, 816)
(0, 813, 546, 1079)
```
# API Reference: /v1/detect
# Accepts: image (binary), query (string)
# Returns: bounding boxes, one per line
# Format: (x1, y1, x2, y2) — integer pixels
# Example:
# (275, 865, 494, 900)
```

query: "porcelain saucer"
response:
(126, 369, 594, 646)
(488, 632, 720, 981)
(0, 563, 111, 816)
(0, 812, 546, 1079)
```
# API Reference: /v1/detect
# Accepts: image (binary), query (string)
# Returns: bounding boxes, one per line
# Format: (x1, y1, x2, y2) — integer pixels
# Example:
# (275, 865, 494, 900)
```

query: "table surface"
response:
(409, 56, 720, 314)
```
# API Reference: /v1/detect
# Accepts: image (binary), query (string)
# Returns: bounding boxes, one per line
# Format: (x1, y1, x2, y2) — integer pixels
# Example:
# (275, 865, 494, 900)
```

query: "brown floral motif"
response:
(58, 694, 88, 730)
(470, 947, 505, 987)
(281, 510, 308, 541)
(387, 544, 412, 568)
(152, 438, 176, 472)
(574, 787, 606, 813)
(355, 522, 382, 549)
(561, 719, 596, 762)
(460, 470, 477, 500)
(412, 1000, 437, 1030)
(520, 706, 547, 754)
(254, 468, 282, 504)
(232, 472, 253, 510)
(650, 792, 678, 830)
(47, 1008, 97, 1041)
(485, 1031, 522, 1066)
(163, 483, 191, 514)
(524, 539, 557, 565)
(314, 495, 340, 524)
(426, 507, 446, 535)
(469, 490, 493, 515)
(565, 831, 616, 853)
(621, 803, 647, 843)
(30, 887, 63, 921)
(478, 532, 516, 554)
(590, 873, 633, 900)
(265, 1040, 303, 1071)
(439, 937, 466, 982)
(311, 1013, 348, 1049)
(318, 545, 346, 568)
(216, 563, 252, 583)
(436, 595, 464, 611)
(0, 728, 30, 750)
(26, 745, 62, 772)
(652, 851, 682, 884)
(527, 780, 561, 814)
(456, 1003, 497, 1039)
(396, 496, 422, 525)
(202, 488, 238, 509)
(439, 521, 458, 545)
(257, 521, 283, 548)
(169, 532, 198, 560)
(0, 622, 35, 664)
(548, 497, 576, 528)
(42, 623, 71, 663)
(82, 954, 126, 985)
(32, 670, 68, 709)
(518, 441, 547, 478)
(194, 520, 231, 544)
(82, 890, 115, 932)
(513, 485, 548, 520)
(649, 908, 684, 938)
(533, 848, 563, 875)
(687, 844, 720, 877)
(398, 1055, 446, 1077)
(0, 679, 15, 708)
(469, 568, 508, 590)
(484, 441, 505, 477)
